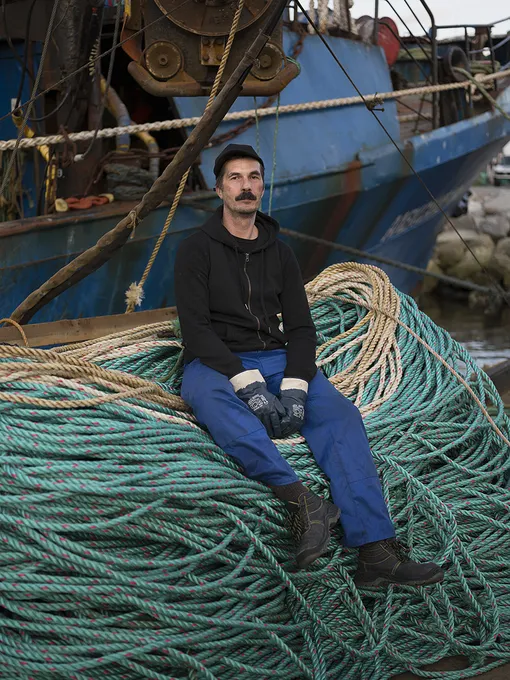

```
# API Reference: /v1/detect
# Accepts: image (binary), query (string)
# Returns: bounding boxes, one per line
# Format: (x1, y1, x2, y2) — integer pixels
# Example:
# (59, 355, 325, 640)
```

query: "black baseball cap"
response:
(213, 143, 264, 178)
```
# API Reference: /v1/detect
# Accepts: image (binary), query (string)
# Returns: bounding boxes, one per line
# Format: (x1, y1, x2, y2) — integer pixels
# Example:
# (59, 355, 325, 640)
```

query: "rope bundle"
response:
(1, 263, 510, 679)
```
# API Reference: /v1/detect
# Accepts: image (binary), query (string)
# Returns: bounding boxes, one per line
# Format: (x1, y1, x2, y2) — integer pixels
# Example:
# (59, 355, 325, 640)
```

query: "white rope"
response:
(332, 0, 343, 27)
(398, 113, 432, 123)
(1, 68, 509, 152)
(308, 0, 316, 35)
(318, 0, 329, 33)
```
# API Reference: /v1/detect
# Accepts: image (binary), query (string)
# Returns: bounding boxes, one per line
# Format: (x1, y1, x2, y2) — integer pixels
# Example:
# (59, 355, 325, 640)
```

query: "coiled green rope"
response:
(0, 264, 509, 679)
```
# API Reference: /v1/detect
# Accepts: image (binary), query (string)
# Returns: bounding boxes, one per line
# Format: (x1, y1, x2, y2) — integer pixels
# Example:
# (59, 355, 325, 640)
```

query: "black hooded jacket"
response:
(174, 207, 317, 382)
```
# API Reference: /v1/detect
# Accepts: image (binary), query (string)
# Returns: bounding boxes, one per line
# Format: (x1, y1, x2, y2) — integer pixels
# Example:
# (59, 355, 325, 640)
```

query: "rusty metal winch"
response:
(123, 0, 299, 97)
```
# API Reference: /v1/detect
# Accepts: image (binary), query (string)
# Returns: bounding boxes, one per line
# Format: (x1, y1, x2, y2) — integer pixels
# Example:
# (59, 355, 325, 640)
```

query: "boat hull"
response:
(1, 30, 510, 322)
(0, 133, 507, 323)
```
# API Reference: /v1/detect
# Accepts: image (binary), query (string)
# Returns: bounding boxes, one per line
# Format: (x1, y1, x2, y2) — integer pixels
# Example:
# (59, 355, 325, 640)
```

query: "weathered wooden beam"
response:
(0, 307, 177, 347)
(10, 0, 289, 325)
(486, 359, 510, 403)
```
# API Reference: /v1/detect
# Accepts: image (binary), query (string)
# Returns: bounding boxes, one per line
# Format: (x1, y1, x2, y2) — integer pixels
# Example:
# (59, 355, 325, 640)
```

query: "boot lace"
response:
(287, 494, 313, 540)
(387, 539, 411, 562)
(288, 509, 304, 541)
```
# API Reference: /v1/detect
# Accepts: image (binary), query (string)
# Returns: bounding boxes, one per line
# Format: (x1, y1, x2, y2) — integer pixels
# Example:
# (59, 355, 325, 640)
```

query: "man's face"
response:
(215, 158, 264, 215)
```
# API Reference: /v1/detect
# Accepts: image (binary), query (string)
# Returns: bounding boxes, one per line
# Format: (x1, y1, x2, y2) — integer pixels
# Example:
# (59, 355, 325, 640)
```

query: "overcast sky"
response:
(349, 0, 509, 38)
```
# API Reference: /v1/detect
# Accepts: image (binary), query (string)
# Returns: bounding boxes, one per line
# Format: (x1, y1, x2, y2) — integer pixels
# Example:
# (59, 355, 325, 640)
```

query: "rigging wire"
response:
(75, 1, 122, 161)
(396, 96, 432, 121)
(400, 0, 430, 40)
(378, 18, 432, 85)
(12, 0, 74, 125)
(383, 0, 432, 62)
(268, 93, 280, 216)
(27, 86, 72, 123)
(0, 0, 61, 199)
(0, 0, 192, 129)
(60, 7, 105, 130)
(295, 0, 510, 307)
(14, 0, 39, 111)
(49, 0, 72, 35)
(0, 0, 35, 77)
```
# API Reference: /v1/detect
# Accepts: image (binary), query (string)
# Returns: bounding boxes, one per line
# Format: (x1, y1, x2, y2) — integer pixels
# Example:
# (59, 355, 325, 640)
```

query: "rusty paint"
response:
(128, 60, 300, 98)
(0, 201, 141, 239)
(302, 159, 362, 280)
(350, 141, 416, 253)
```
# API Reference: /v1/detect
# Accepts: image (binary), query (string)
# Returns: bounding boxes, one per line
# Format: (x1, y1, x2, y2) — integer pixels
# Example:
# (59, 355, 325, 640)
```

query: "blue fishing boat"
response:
(1, 1, 509, 323)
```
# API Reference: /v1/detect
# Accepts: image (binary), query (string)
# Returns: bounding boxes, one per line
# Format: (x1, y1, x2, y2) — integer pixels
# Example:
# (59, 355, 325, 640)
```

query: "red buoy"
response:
(376, 17, 400, 67)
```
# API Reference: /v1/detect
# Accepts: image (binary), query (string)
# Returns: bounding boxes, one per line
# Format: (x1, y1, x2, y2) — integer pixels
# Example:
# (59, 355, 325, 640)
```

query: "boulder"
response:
(477, 214, 510, 240)
(496, 237, 510, 257)
(434, 229, 496, 272)
(443, 214, 477, 232)
(483, 191, 510, 216)
(422, 260, 443, 294)
(489, 237, 510, 288)
(467, 198, 484, 219)
(447, 234, 495, 281)
(436, 228, 491, 248)
(434, 239, 465, 270)
(468, 290, 503, 314)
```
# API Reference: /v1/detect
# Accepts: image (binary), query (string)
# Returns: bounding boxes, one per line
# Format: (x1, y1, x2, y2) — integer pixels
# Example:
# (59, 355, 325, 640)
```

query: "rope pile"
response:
(1, 263, 510, 679)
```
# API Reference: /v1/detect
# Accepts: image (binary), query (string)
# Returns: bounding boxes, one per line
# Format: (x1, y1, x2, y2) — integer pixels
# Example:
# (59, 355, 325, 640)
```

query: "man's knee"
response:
(308, 373, 363, 424)
(181, 359, 232, 409)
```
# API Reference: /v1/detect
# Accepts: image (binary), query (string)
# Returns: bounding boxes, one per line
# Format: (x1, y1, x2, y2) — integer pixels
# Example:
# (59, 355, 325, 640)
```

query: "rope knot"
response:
(125, 282, 144, 314)
(365, 95, 384, 112)
(128, 209, 140, 239)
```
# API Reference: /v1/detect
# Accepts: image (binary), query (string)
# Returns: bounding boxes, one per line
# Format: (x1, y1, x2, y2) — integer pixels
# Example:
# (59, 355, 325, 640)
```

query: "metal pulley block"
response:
(123, 0, 299, 97)
(144, 41, 183, 80)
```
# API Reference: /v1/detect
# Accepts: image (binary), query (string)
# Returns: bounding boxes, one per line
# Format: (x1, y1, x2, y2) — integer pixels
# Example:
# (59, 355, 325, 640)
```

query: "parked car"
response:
(493, 142, 510, 186)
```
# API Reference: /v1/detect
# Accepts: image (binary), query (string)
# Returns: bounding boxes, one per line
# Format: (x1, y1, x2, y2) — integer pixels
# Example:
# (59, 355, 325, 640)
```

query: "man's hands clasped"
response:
(231, 371, 308, 439)
(279, 378, 308, 437)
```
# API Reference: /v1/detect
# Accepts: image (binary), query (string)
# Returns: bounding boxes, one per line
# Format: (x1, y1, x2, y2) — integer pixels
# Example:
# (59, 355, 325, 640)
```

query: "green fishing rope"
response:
(0, 289, 509, 680)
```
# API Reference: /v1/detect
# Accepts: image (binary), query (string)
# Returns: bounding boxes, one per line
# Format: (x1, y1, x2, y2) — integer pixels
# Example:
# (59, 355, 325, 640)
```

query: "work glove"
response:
(230, 369, 286, 439)
(279, 378, 308, 437)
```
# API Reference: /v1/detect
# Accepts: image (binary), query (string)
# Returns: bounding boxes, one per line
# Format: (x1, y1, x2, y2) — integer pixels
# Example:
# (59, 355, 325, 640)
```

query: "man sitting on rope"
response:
(174, 143, 444, 587)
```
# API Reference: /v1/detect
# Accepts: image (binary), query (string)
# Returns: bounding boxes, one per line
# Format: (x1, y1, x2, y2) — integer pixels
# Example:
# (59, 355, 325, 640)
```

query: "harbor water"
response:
(420, 297, 510, 369)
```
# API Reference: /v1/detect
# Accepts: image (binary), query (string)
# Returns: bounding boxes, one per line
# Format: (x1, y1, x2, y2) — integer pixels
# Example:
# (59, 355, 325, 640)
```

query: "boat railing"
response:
(435, 16, 510, 86)
(372, 0, 439, 128)
(372, 4, 510, 132)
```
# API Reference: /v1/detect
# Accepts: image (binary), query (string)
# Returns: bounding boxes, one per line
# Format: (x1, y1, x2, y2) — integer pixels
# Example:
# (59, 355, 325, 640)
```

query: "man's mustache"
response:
(236, 191, 257, 201)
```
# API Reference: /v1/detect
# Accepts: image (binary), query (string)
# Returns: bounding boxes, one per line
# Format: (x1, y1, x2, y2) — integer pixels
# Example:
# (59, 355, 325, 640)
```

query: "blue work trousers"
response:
(181, 349, 395, 547)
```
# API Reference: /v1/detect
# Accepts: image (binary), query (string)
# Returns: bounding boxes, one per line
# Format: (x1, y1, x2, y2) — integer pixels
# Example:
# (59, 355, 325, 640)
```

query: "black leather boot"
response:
(354, 539, 444, 587)
(286, 491, 340, 569)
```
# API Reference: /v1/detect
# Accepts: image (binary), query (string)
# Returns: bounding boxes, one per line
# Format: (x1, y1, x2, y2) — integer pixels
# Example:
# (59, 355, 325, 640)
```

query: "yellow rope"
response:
(0, 317, 29, 347)
(124, 0, 246, 313)
(308, 265, 402, 415)
(301, 263, 510, 449)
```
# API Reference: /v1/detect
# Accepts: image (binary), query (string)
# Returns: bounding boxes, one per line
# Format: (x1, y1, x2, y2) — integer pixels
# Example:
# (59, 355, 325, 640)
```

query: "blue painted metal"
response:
(1, 29, 510, 322)
(174, 32, 401, 191)
(0, 42, 44, 219)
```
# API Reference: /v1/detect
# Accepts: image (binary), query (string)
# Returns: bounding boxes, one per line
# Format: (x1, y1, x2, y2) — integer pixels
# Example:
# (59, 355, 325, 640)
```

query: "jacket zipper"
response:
(243, 253, 266, 350)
